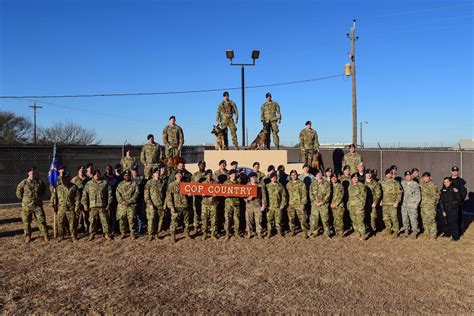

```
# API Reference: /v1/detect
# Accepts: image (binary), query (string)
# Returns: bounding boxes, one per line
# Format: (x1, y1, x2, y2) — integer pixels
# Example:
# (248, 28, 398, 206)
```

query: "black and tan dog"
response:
(211, 125, 226, 150)
(249, 123, 269, 150)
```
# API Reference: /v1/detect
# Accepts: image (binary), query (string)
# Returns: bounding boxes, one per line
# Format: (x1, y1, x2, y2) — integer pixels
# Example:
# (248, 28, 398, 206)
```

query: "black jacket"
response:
(440, 186, 463, 211)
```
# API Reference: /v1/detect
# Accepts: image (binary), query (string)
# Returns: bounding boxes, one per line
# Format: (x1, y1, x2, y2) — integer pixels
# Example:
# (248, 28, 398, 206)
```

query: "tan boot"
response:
(104, 234, 112, 241)
(88, 234, 95, 241)
(24, 235, 31, 243)
(171, 233, 176, 243)
(290, 229, 296, 237)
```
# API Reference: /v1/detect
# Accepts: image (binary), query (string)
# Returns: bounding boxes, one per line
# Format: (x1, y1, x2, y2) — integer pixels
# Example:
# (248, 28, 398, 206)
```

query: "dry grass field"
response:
(0, 205, 472, 314)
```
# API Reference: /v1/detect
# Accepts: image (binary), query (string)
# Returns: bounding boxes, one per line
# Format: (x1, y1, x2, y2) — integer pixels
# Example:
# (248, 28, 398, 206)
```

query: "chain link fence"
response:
(1, 145, 472, 211)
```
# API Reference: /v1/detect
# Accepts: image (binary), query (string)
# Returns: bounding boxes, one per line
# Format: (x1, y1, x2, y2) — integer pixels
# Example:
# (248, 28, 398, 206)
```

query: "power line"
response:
(0, 74, 344, 99)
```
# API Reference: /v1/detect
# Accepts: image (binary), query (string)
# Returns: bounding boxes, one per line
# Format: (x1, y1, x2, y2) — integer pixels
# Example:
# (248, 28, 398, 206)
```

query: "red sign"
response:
(179, 182, 257, 198)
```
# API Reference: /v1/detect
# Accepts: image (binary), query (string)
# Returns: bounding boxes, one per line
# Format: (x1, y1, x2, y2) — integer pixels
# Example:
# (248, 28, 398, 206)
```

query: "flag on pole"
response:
(48, 144, 59, 188)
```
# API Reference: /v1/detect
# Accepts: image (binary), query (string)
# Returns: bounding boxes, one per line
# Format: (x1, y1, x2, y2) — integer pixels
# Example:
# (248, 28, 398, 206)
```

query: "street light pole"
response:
(226, 50, 260, 147)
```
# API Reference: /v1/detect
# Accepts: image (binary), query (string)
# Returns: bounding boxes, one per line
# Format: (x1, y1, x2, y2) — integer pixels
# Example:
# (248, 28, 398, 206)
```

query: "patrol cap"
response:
(175, 170, 183, 175)
(303, 163, 311, 169)
(28, 166, 37, 172)
(348, 143, 355, 149)
(315, 169, 323, 175)
(253, 161, 260, 167)
(390, 165, 398, 170)
(404, 170, 411, 176)
(411, 168, 419, 173)
(451, 166, 459, 172)
(147, 134, 154, 140)
(229, 169, 237, 175)
(385, 168, 392, 175)
(131, 164, 139, 171)
(93, 169, 101, 176)
(422, 172, 431, 177)
(205, 169, 213, 175)
(58, 165, 66, 170)
(248, 172, 257, 178)
(305, 120, 312, 126)
(230, 161, 238, 166)
(325, 167, 333, 173)
(219, 159, 227, 165)
(277, 165, 285, 171)
(124, 170, 132, 176)
(365, 169, 372, 174)
(169, 115, 176, 120)
(223, 91, 229, 97)
(265, 92, 272, 98)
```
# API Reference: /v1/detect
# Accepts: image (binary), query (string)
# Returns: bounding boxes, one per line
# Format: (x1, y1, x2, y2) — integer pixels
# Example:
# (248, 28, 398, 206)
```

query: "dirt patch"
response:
(0, 206, 472, 313)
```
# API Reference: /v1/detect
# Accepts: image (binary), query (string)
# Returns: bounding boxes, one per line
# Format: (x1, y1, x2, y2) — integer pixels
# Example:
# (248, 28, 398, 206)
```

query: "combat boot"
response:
(170, 233, 176, 243)
(130, 234, 136, 240)
(246, 232, 252, 239)
(225, 231, 230, 241)
(391, 231, 398, 239)
(104, 234, 112, 241)
(384, 229, 392, 237)
(57, 236, 64, 243)
(303, 231, 309, 239)
(410, 232, 417, 239)
(43, 235, 49, 242)
(202, 232, 207, 240)
(88, 234, 95, 241)
(257, 232, 263, 239)
(24, 235, 31, 243)
(185, 229, 191, 239)
(290, 229, 296, 237)
(211, 233, 218, 240)
(265, 232, 272, 239)
(148, 234, 155, 241)
(234, 145, 239, 150)
(403, 231, 409, 238)
(71, 235, 78, 243)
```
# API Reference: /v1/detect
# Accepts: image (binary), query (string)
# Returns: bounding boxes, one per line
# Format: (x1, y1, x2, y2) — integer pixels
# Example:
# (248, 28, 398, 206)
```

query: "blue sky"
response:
(0, 0, 472, 147)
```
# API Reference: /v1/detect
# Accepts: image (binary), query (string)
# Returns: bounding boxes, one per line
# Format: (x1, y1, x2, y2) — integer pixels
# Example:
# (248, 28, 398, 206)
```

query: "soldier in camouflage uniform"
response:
(162, 115, 185, 159)
(224, 170, 242, 240)
(120, 146, 137, 172)
(140, 134, 162, 179)
(365, 169, 382, 233)
(309, 171, 331, 238)
(244, 172, 264, 239)
(216, 91, 239, 150)
(52, 172, 81, 242)
(299, 121, 320, 165)
(71, 165, 89, 233)
(116, 170, 140, 239)
(341, 144, 363, 174)
(144, 167, 167, 240)
(419, 172, 440, 239)
(16, 167, 49, 242)
(330, 174, 345, 237)
(252, 162, 265, 183)
(262, 172, 287, 238)
(191, 161, 207, 233)
(260, 92, 282, 149)
(81, 169, 112, 241)
(348, 173, 368, 240)
(401, 170, 421, 238)
(201, 169, 218, 239)
(166, 171, 191, 243)
(286, 170, 309, 238)
(380, 168, 402, 238)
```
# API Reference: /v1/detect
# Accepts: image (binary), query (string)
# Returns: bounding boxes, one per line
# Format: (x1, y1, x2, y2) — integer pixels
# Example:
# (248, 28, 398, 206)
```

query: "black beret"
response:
(269, 172, 277, 178)
(385, 168, 392, 175)
(205, 169, 213, 175)
(248, 172, 257, 178)
(219, 159, 227, 165)
(77, 165, 85, 171)
(265, 92, 272, 98)
(253, 161, 260, 167)
(229, 169, 237, 175)
(147, 134, 154, 140)
(131, 165, 138, 171)
(305, 121, 311, 126)
(124, 170, 132, 176)
(404, 170, 412, 176)
(422, 172, 431, 177)
(351, 173, 358, 179)
(223, 91, 229, 97)
(86, 162, 94, 168)
(230, 161, 238, 166)
(343, 165, 351, 171)
(198, 161, 206, 166)
(303, 163, 311, 169)
(153, 167, 160, 174)
(169, 115, 176, 120)
(325, 167, 333, 173)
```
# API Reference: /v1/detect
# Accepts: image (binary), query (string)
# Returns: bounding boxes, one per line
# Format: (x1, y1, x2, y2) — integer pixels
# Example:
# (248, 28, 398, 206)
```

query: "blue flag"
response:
(48, 144, 59, 188)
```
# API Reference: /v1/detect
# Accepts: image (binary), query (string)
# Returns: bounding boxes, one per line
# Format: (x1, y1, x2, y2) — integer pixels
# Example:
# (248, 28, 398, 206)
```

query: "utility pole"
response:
(347, 19, 358, 147)
(29, 102, 43, 145)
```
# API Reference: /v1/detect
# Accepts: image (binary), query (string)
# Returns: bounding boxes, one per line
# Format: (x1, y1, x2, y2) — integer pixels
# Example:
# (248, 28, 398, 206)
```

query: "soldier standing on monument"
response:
(216, 91, 239, 150)
(260, 92, 281, 149)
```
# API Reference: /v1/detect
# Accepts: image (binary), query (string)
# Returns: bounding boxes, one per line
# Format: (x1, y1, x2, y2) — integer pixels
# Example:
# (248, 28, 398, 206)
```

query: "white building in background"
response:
(452, 139, 474, 150)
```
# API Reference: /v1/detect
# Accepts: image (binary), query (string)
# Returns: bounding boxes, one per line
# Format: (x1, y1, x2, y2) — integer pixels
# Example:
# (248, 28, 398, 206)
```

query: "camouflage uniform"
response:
(214, 169, 229, 184)
(341, 152, 363, 173)
(144, 178, 167, 236)
(224, 179, 242, 237)
(166, 180, 190, 236)
(380, 178, 402, 234)
(71, 175, 89, 232)
(260, 100, 282, 149)
(120, 156, 137, 172)
(162, 124, 185, 158)
(262, 182, 287, 235)
(245, 182, 264, 237)
(169, 168, 192, 183)
(16, 178, 48, 238)
(309, 180, 331, 236)
(201, 179, 218, 237)
(254, 170, 265, 184)
(331, 181, 345, 236)
(401, 180, 421, 236)
(191, 170, 207, 230)
(81, 179, 112, 237)
(420, 180, 440, 238)
(216, 99, 239, 149)
(116, 180, 140, 236)
(140, 142, 162, 179)
(365, 179, 382, 232)
(52, 182, 80, 239)
(286, 179, 309, 235)
(299, 128, 319, 164)
(348, 182, 367, 238)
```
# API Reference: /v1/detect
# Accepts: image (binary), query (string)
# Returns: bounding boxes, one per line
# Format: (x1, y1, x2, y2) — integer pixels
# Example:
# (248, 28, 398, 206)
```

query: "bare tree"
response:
(38, 121, 101, 145)
(0, 111, 33, 144)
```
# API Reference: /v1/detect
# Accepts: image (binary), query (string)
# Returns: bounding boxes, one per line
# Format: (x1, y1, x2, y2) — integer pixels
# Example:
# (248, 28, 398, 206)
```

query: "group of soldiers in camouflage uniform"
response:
(16, 146, 466, 243)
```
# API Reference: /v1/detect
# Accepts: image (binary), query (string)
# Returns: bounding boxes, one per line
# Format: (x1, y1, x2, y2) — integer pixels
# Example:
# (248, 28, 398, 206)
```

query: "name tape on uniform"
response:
(179, 182, 257, 197)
